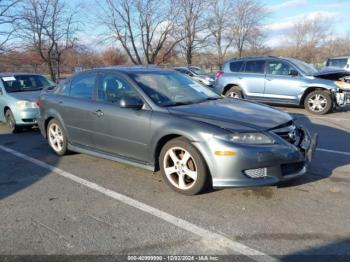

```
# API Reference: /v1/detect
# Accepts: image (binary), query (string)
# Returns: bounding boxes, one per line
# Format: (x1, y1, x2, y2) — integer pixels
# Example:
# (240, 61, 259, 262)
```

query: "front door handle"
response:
(266, 78, 272, 81)
(94, 110, 104, 117)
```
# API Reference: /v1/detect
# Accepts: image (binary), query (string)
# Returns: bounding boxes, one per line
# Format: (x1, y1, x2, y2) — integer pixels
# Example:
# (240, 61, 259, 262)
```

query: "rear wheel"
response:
(47, 119, 68, 155)
(224, 86, 243, 98)
(5, 110, 20, 133)
(159, 137, 210, 195)
(304, 90, 333, 115)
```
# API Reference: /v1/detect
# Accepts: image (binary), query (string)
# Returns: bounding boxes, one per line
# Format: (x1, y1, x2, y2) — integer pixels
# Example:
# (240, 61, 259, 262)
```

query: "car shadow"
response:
(0, 126, 60, 200)
(281, 237, 350, 261)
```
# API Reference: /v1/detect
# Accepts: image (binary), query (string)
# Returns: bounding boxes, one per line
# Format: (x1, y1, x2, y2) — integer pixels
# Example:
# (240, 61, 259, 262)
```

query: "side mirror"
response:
(119, 96, 144, 109)
(288, 69, 299, 76)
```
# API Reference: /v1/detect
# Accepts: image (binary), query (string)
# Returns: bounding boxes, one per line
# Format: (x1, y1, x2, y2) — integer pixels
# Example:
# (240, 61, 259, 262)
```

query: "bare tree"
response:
(0, 0, 21, 52)
(98, 0, 181, 65)
(17, 0, 79, 81)
(231, 0, 267, 57)
(176, 0, 209, 65)
(286, 15, 333, 63)
(207, 0, 235, 66)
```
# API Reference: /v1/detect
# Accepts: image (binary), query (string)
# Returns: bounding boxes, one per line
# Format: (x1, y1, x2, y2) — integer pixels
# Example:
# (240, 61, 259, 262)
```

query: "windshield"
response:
(1, 75, 54, 93)
(290, 59, 318, 75)
(130, 71, 221, 107)
(190, 67, 208, 75)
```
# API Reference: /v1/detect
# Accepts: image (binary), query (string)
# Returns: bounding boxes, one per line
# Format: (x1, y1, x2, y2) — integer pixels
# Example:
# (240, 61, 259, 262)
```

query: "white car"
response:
(326, 56, 350, 71)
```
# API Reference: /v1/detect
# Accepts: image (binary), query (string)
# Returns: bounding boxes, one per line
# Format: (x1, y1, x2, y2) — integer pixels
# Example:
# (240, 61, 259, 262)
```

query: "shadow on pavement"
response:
(0, 126, 59, 200)
(282, 238, 350, 261)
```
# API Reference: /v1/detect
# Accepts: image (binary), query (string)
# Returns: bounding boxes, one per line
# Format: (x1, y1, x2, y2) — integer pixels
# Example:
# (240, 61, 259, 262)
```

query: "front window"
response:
(267, 61, 293, 76)
(129, 71, 221, 107)
(290, 59, 318, 75)
(97, 73, 139, 104)
(1, 75, 54, 93)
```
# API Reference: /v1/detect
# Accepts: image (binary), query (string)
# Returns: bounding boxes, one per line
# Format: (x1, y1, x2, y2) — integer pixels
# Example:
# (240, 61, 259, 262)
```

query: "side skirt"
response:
(68, 143, 155, 172)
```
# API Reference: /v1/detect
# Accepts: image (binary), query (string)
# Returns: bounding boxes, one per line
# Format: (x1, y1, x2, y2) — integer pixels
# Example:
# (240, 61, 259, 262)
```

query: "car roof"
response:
(327, 56, 350, 60)
(226, 56, 298, 63)
(88, 66, 176, 75)
(0, 72, 44, 77)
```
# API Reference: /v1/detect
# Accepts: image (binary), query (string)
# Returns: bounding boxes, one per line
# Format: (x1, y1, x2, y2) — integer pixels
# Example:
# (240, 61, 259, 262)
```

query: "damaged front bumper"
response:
(335, 91, 350, 106)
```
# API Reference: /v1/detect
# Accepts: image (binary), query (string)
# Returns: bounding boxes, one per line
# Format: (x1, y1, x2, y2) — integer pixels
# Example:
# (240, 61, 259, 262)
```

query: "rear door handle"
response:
(266, 78, 272, 81)
(94, 110, 104, 117)
(58, 101, 63, 104)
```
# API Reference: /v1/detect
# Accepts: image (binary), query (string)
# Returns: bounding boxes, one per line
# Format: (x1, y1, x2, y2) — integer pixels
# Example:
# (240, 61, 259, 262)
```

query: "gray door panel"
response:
(57, 96, 96, 147)
(91, 103, 152, 161)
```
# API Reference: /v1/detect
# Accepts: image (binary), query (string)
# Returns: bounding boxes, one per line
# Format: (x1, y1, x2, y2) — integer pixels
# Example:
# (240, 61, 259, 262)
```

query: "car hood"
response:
(8, 90, 41, 102)
(313, 67, 350, 80)
(168, 98, 292, 131)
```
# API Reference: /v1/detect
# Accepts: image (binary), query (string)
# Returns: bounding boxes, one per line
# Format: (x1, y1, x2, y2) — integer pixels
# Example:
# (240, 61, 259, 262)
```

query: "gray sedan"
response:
(38, 67, 317, 195)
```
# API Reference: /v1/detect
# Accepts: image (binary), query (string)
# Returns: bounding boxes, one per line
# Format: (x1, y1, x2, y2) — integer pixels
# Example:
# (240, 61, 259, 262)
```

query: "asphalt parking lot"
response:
(0, 105, 350, 261)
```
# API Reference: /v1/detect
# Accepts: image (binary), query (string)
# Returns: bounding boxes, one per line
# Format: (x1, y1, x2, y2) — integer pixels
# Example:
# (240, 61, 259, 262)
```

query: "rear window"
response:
(229, 61, 243, 72)
(244, 60, 266, 74)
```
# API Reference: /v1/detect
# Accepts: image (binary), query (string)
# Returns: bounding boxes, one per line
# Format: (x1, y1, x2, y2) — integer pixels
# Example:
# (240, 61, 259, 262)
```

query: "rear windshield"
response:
(1, 75, 54, 93)
(326, 58, 348, 68)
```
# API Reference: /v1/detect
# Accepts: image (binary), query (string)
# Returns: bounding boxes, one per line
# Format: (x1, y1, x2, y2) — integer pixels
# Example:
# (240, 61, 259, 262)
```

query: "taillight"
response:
(215, 71, 224, 80)
(35, 100, 40, 108)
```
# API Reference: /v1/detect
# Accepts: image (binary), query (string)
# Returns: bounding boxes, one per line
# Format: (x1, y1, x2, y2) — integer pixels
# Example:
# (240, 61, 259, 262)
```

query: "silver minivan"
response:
(214, 56, 350, 115)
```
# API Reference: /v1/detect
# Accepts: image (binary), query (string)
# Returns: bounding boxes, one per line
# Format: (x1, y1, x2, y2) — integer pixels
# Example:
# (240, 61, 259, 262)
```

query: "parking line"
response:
(0, 145, 278, 262)
(317, 148, 350, 156)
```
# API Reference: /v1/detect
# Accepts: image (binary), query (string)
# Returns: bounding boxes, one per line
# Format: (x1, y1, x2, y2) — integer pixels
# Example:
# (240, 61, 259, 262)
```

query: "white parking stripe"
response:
(317, 148, 350, 156)
(0, 145, 278, 262)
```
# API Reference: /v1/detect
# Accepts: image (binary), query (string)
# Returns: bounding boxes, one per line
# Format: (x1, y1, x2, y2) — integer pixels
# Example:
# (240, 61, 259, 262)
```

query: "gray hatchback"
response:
(214, 56, 350, 115)
(39, 67, 317, 195)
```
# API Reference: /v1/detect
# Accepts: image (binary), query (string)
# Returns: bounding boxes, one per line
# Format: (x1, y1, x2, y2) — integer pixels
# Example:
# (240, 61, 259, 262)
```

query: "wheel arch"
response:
(300, 86, 332, 106)
(222, 84, 244, 96)
(42, 110, 68, 139)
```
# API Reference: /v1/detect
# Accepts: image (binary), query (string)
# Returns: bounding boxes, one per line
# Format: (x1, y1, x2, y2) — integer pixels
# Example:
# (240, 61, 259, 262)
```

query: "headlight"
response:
(334, 81, 350, 90)
(215, 132, 274, 144)
(16, 100, 37, 109)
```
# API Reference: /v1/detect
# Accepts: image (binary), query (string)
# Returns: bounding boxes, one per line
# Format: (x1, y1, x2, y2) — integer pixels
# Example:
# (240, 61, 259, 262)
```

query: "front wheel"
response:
(304, 90, 333, 115)
(47, 119, 68, 155)
(159, 137, 210, 195)
(5, 110, 20, 133)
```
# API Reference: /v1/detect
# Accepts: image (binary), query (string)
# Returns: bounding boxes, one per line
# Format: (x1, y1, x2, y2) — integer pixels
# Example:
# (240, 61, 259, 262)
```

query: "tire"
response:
(159, 137, 210, 195)
(224, 86, 243, 98)
(5, 110, 20, 133)
(47, 119, 68, 156)
(304, 90, 333, 115)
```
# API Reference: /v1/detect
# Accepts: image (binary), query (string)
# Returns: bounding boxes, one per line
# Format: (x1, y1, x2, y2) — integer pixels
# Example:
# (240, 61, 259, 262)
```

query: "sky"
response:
(264, 0, 350, 46)
(76, 0, 350, 48)
(2, 0, 350, 50)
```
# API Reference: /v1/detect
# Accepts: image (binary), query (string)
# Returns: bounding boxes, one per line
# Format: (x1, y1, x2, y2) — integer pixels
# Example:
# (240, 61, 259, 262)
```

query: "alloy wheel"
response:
(307, 94, 327, 112)
(163, 147, 198, 190)
(48, 123, 64, 152)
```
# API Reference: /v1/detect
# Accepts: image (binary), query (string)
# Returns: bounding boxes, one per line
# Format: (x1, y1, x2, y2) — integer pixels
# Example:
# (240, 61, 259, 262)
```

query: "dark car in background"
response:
(215, 56, 350, 115)
(173, 66, 215, 87)
(38, 67, 317, 195)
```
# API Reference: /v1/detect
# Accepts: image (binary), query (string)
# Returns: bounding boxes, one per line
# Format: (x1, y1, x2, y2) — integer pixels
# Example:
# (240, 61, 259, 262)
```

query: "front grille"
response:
(22, 118, 35, 123)
(281, 162, 304, 176)
(270, 121, 301, 145)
